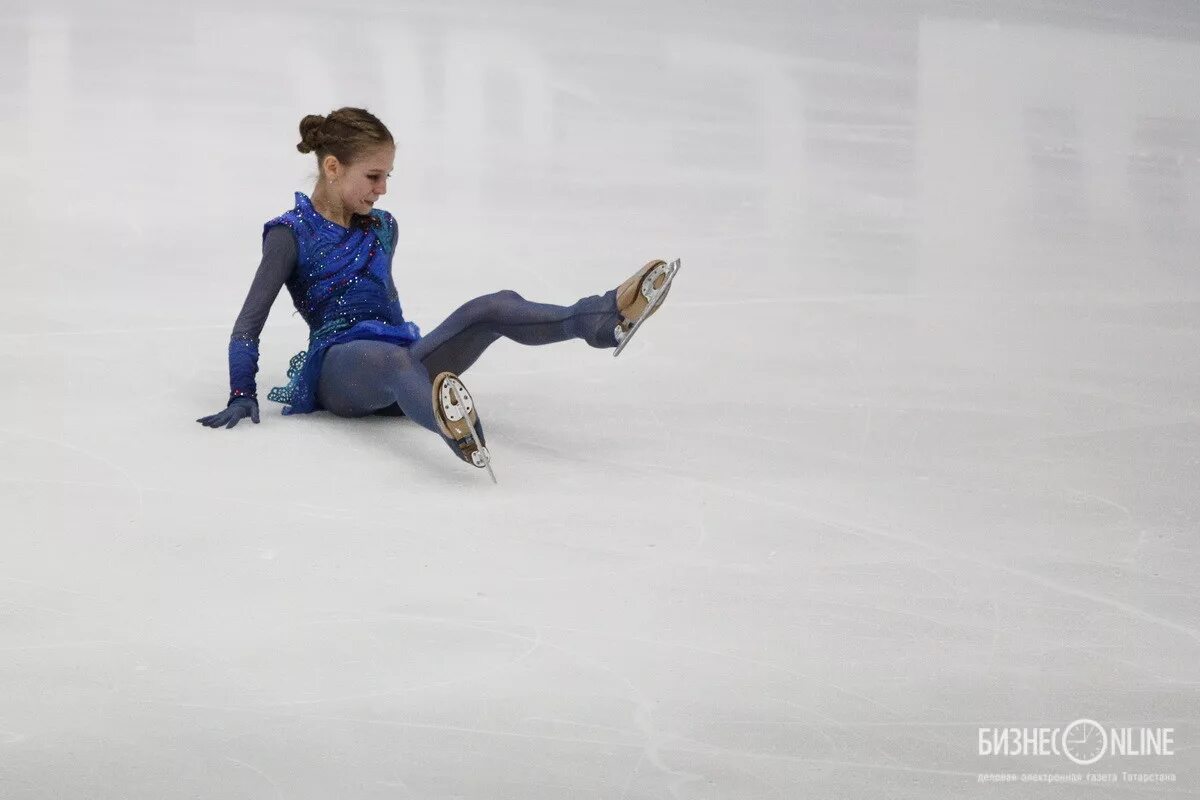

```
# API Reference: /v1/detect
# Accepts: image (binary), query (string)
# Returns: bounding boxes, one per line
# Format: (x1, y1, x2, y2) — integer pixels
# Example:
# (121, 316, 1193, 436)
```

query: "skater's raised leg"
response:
(412, 260, 680, 375)
(411, 289, 622, 378)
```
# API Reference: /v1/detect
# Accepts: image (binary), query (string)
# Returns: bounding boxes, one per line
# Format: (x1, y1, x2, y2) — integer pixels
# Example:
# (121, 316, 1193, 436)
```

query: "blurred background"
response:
(1, 1, 1198, 797)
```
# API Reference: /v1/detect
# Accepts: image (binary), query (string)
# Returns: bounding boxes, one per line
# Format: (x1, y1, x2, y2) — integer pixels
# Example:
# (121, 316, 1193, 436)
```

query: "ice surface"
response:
(1, 1, 1198, 797)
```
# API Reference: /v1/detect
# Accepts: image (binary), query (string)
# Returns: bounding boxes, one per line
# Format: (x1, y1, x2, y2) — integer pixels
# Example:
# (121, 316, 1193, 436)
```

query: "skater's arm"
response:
(382, 214, 408, 323)
(383, 213, 399, 304)
(227, 225, 297, 403)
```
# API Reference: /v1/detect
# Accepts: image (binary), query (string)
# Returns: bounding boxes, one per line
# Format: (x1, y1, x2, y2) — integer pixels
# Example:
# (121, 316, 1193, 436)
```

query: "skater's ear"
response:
(321, 154, 343, 181)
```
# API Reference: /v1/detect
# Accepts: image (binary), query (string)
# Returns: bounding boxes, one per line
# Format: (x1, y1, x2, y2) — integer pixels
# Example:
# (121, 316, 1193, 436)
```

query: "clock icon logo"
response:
(1062, 719, 1107, 766)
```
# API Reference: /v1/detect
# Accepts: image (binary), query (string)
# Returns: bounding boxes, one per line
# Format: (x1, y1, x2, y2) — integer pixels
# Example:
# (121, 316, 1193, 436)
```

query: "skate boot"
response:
(613, 258, 681, 357)
(431, 371, 496, 483)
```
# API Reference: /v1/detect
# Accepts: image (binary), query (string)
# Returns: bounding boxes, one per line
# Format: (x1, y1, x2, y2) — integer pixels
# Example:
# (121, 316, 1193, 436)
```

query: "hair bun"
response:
(296, 114, 327, 154)
(294, 107, 393, 167)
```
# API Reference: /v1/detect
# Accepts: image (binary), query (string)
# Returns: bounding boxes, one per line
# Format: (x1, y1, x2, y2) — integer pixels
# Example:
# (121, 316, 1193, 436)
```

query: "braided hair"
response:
(296, 107, 393, 177)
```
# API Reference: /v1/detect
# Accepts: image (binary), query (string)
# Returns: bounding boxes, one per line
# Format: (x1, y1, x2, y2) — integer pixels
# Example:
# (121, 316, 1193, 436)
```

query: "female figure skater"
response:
(196, 107, 678, 479)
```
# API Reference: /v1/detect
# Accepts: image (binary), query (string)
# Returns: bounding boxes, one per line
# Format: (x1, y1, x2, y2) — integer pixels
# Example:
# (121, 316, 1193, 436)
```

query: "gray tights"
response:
(315, 289, 619, 440)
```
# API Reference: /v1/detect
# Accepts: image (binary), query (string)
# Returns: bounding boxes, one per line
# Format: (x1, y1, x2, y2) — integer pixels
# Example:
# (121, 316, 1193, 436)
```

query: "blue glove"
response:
(197, 397, 259, 429)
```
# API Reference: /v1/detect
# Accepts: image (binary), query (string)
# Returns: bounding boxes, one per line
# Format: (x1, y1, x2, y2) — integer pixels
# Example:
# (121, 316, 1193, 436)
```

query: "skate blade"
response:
(614, 257, 681, 357)
(470, 444, 498, 483)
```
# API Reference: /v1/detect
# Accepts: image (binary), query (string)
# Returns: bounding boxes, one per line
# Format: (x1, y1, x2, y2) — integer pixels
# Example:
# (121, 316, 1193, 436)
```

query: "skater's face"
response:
(323, 144, 395, 217)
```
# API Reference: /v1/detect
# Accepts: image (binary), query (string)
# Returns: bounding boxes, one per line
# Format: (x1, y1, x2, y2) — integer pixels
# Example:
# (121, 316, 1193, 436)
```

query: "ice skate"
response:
(613, 258, 681, 357)
(432, 371, 496, 483)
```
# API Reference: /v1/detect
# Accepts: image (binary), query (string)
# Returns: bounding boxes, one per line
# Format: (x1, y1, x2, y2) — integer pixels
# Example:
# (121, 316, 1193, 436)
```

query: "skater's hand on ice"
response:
(196, 397, 259, 429)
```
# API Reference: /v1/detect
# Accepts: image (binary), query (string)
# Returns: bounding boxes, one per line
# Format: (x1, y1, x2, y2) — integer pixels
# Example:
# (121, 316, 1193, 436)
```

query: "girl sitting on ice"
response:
(197, 107, 678, 480)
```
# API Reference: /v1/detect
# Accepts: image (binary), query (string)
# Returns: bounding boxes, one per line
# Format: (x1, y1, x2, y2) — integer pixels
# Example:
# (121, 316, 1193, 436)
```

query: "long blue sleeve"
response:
(227, 226, 297, 403)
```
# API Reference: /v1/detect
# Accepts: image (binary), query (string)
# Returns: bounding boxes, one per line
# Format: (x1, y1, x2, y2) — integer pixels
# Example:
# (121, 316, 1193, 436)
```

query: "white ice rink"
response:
(2, 0, 1199, 797)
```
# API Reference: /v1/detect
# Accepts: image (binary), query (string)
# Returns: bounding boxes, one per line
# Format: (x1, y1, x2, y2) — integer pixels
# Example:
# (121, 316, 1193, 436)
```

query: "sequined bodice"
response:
(268, 192, 403, 342)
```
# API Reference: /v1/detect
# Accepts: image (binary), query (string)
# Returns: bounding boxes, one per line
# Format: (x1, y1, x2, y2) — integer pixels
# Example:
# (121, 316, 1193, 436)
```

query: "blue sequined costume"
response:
(228, 192, 421, 414)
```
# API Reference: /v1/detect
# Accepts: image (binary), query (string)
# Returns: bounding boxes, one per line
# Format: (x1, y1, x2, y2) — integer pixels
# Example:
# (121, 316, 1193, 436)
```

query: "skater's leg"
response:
(316, 340, 444, 437)
(410, 289, 620, 377)
(318, 340, 490, 466)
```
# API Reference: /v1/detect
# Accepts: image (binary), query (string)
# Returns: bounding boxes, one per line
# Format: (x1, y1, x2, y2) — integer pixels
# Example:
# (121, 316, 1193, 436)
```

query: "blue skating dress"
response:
(229, 192, 421, 415)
